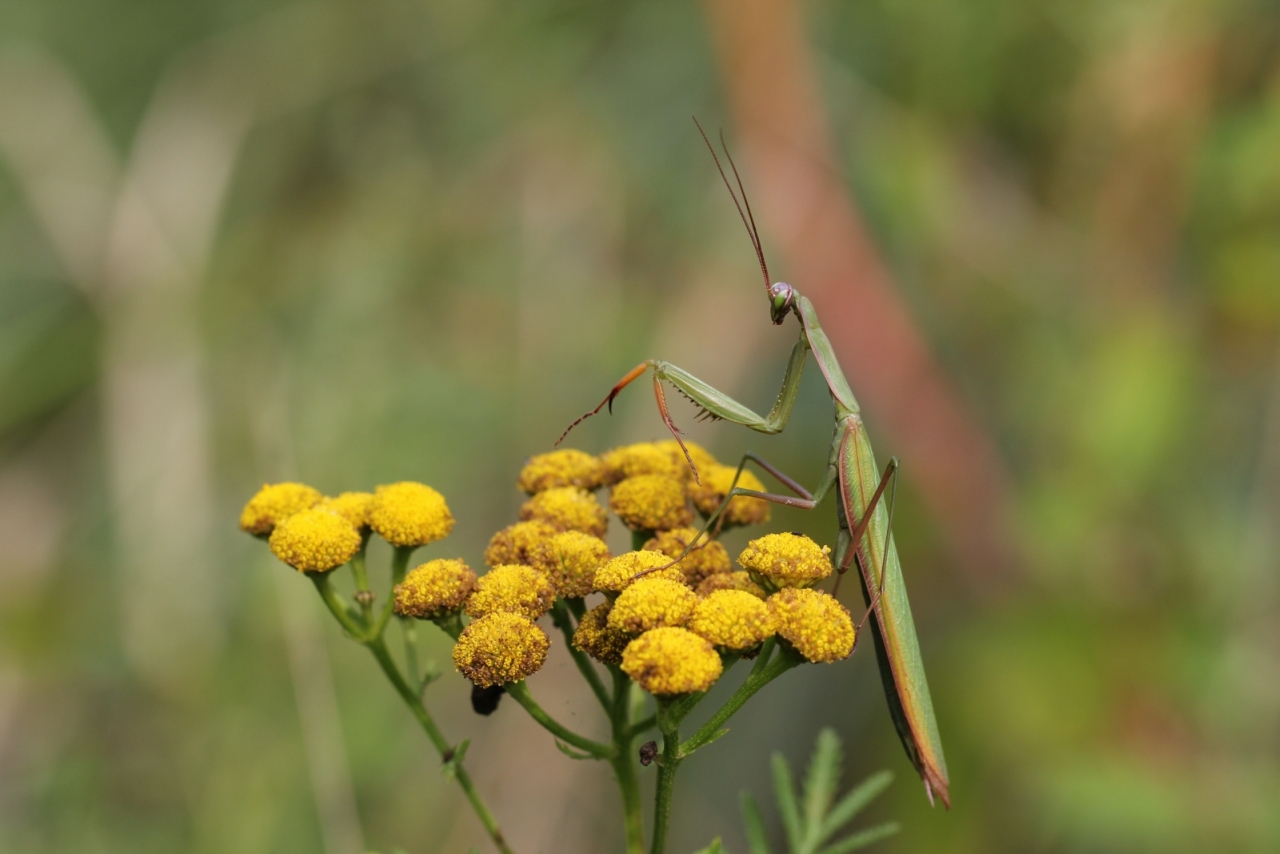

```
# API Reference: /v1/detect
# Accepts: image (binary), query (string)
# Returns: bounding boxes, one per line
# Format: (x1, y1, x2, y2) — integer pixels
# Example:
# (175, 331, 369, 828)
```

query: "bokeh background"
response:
(2, 0, 1279, 851)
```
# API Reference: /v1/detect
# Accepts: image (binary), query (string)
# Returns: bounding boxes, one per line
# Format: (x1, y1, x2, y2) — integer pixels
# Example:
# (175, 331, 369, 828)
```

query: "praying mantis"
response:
(559, 123, 950, 808)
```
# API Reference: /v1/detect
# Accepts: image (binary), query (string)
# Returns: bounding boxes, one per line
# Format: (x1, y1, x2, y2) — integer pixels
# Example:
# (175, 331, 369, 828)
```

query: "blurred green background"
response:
(2, 0, 1279, 852)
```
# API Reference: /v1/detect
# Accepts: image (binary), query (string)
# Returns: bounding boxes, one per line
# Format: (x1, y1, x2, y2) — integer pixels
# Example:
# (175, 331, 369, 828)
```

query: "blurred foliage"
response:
(2, 0, 1279, 852)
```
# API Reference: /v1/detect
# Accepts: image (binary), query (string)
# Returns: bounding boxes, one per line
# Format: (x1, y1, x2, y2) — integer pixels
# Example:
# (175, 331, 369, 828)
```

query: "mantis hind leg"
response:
(846, 459, 899, 651)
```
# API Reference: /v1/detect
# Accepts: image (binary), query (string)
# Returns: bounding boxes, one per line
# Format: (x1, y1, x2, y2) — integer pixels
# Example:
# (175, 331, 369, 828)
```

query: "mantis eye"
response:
(769, 282, 795, 323)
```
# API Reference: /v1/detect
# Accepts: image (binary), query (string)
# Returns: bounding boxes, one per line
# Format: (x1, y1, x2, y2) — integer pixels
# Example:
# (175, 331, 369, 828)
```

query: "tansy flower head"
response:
(484, 521, 558, 567)
(240, 482, 322, 535)
(394, 559, 476, 619)
(608, 578, 699, 634)
(738, 532, 833, 589)
(594, 551, 685, 593)
(621, 627, 723, 695)
(319, 491, 374, 530)
(610, 475, 692, 532)
(697, 571, 767, 600)
(573, 602, 631, 665)
(644, 527, 730, 585)
(530, 531, 611, 599)
(452, 612, 549, 687)
(688, 590, 777, 651)
(368, 482, 454, 547)
(689, 465, 771, 528)
(518, 449, 606, 494)
(269, 507, 361, 573)
(466, 564, 556, 620)
(520, 487, 607, 537)
(768, 588, 855, 663)
(601, 442, 683, 484)
(655, 439, 719, 480)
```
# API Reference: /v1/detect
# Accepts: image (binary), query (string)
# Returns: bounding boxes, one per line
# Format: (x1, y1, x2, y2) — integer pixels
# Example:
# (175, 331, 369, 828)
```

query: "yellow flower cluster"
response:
(518, 449, 607, 494)
(608, 578, 698, 633)
(697, 571, 767, 600)
(484, 521, 559, 566)
(573, 602, 631, 665)
(319, 491, 374, 530)
(610, 475, 692, 532)
(688, 590, 777, 652)
(466, 564, 556, 621)
(520, 487, 608, 537)
(644, 527, 730, 586)
(593, 551, 684, 592)
(240, 482, 322, 535)
(269, 507, 362, 573)
(369, 482, 455, 547)
(394, 559, 476, 619)
(738, 532, 833, 589)
(768, 588, 855, 663)
(621, 627, 723, 695)
(530, 531, 611, 599)
(453, 612, 549, 687)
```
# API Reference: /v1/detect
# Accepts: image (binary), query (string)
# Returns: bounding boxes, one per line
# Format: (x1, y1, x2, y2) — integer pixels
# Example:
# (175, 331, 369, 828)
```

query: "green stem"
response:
(631, 529, 650, 551)
(371, 545, 416, 638)
(680, 642, 801, 756)
(550, 600, 611, 710)
(350, 533, 373, 621)
(402, 617, 422, 690)
(311, 572, 367, 638)
(505, 681, 614, 759)
(650, 700, 682, 854)
(609, 669, 645, 854)
(366, 636, 514, 854)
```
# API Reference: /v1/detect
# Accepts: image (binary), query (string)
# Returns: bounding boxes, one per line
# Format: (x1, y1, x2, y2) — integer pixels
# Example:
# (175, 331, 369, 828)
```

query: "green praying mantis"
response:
(558, 123, 950, 808)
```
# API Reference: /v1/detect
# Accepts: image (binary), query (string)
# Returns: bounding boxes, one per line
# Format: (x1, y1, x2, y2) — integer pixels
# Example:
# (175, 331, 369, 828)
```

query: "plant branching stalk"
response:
(309, 563, 514, 854)
(505, 681, 614, 758)
(609, 668, 646, 854)
(650, 700, 683, 854)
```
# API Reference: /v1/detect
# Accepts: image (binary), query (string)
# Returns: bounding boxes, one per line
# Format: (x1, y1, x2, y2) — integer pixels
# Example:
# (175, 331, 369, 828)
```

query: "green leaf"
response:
(771, 753, 802, 852)
(801, 728, 842, 845)
(816, 822, 899, 854)
(741, 791, 774, 854)
(554, 739, 595, 760)
(689, 837, 726, 854)
(819, 771, 893, 842)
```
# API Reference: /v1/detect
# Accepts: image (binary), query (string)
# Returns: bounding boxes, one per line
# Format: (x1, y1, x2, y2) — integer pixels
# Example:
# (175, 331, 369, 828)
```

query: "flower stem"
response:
(680, 641, 801, 756)
(609, 668, 646, 854)
(505, 681, 614, 758)
(650, 700, 683, 854)
(631, 530, 650, 551)
(366, 635, 514, 854)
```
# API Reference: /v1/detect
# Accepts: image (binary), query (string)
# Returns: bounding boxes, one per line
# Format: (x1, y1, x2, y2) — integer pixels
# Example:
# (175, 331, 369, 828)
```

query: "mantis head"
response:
(769, 282, 796, 324)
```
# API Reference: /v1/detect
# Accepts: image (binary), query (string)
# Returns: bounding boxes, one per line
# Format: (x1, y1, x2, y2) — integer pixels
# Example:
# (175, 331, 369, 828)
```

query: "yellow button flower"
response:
(610, 475, 692, 532)
(594, 551, 685, 593)
(484, 521, 558, 567)
(520, 486, 608, 537)
(621, 627, 723, 695)
(689, 464, 770, 527)
(368, 482, 455, 547)
(268, 507, 362, 573)
(608, 578, 699, 634)
(738, 532, 833, 589)
(601, 442, 683, 484)
(644, 527, 730, 585)
(394, 559, 476, 618)
(688, 590, 777, 651)
(319, 491, 374, 530)
(465, 564, 556, 620)
(768, 588, 855, 663)
(530, 531, 611, 599)
(240, 482, 322, 535)
(452, 612, 550, 687)
(518, 449, 606, 494)
(655, 439, 719, 479)
(696, 571, 767, 600)
(572, 602, 631, 665)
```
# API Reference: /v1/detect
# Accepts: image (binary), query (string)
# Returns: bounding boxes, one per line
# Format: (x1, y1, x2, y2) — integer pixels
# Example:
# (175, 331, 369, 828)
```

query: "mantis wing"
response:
(837, 416, 951, 808)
